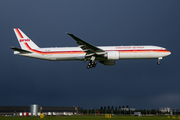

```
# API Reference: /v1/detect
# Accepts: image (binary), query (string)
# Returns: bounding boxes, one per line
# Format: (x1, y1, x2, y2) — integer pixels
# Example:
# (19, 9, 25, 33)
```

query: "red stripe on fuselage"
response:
(24, 43, 84, 54)
(24, 43, 170, 55)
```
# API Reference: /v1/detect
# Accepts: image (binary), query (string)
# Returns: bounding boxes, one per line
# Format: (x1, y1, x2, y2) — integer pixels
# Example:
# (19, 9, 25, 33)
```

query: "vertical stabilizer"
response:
(14, 28, 39, 50)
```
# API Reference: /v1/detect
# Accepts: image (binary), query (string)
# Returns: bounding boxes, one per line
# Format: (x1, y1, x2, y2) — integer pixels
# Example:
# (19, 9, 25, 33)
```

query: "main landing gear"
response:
(87, 61, 97, 69)
(157, 57, 162, 65)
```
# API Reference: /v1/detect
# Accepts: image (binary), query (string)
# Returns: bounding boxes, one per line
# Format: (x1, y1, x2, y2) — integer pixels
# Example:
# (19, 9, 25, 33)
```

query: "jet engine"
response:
(105, 51, 120, 60)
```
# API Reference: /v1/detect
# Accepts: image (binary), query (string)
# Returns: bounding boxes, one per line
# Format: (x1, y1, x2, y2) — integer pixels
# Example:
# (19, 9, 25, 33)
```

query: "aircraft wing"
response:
(10, 47, 32, 53)
(67, 33, 106, 57)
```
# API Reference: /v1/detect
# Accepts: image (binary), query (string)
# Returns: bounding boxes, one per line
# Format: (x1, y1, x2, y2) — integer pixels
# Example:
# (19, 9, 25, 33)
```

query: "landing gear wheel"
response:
(157, 62, 160, 65)
(87, 61, 98, 69)
(93, 64, 96, 67)
(87, 65, 90, 69)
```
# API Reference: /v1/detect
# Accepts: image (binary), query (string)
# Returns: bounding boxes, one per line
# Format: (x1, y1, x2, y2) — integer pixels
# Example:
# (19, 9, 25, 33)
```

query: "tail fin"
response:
(14, 28, 39, 50)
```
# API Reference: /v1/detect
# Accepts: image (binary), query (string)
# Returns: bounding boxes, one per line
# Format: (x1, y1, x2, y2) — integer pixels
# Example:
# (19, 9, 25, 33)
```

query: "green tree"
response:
(119, 106, 121, 114)
(104, 106, 107, 114)
(115, 107, 118, 114)
(111, 106, 114, 110)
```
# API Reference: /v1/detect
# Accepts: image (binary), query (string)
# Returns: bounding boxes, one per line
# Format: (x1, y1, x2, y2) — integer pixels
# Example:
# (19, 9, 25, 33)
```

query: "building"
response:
(159, 107, 171, 113)
(0, 106, 81, 116)
(121, 108, 136, 111)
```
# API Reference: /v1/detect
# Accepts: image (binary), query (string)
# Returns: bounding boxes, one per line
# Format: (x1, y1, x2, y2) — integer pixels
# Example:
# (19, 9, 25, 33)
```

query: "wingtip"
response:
(66, 32, 70, 35)
(10, 47, 15, 49)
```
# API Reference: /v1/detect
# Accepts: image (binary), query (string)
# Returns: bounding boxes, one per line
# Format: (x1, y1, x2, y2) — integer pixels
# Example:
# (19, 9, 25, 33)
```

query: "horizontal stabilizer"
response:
(10, 47, 32, 53)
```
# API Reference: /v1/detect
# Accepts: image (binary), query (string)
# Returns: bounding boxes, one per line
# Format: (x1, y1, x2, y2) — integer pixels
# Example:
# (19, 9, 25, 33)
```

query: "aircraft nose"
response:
(167, 51, 171, 56)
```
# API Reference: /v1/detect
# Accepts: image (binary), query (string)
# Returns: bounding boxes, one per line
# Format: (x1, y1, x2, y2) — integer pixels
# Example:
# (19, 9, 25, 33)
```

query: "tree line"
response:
(81, 106, 164, 115)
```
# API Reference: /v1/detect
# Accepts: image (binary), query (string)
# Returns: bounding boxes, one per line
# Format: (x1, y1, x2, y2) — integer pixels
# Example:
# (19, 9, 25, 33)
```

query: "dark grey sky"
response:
(0, 0, 180, 109)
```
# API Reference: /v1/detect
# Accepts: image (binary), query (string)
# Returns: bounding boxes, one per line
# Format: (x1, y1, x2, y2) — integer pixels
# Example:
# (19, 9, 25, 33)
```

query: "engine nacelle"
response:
(106, 51, 120, 60)
(100, 60, 115, 65)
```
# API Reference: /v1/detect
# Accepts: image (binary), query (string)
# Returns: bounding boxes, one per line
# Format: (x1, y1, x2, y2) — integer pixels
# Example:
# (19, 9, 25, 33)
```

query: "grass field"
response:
(0, 115, 175, 120)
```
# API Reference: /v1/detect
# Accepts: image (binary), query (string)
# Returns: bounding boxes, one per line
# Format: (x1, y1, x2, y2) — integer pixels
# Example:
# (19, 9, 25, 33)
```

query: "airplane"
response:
(11, 28, 171, 69)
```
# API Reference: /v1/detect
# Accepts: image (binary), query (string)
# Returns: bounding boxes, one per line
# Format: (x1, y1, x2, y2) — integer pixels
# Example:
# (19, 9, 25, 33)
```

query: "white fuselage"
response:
(16, 45, 171, 61)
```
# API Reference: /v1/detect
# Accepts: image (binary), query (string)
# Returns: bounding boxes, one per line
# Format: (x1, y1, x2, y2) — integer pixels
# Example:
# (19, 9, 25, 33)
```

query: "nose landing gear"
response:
(157, 57, 162, 65)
